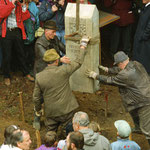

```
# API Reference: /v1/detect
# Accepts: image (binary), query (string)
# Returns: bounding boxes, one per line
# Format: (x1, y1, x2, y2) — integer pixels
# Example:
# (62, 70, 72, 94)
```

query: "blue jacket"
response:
(28, 1, 40, 31)
(111, 138, 141, 150)
(39, 0, 66, 30)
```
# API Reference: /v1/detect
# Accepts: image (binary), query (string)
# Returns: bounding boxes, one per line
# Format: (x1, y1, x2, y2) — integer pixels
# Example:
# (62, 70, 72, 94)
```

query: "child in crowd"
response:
(36, 131, 57, 150)
(88, 121, 101, 134)
(57, 140, 66, 150)
(111, 120, 141, 150)
(57, 122, 74, 150)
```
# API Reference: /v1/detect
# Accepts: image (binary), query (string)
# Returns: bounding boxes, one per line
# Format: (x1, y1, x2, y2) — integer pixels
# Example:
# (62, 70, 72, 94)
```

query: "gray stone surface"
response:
(65, 3, 100, 93)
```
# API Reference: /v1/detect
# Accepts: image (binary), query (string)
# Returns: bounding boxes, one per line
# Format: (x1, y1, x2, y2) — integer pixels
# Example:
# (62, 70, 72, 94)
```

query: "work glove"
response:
(85, 69, 98, 79)
(99, 65, 108, 72)
(80, 35, 90, 48)
(34, 108, 44, 117)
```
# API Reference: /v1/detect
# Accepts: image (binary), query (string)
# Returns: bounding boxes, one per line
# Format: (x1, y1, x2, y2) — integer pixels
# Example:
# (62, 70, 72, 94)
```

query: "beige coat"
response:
(33, 50, 86, 117)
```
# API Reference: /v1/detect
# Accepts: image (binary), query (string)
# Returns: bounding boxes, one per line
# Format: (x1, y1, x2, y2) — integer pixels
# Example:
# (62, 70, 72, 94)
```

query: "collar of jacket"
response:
(124, 61, 133, 69)
(117, 136, 129, 141)
(40, 33, 56, 47)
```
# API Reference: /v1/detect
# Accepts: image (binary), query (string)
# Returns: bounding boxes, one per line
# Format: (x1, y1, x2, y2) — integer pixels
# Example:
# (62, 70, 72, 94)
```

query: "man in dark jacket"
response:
(104, 0, 135, 57)
(39, 0, 66, 44)
(34, 20, 66, 74)
(33, 36, 89, 131)
(133, 0, 150, 74)
(86, 51, 150, 146)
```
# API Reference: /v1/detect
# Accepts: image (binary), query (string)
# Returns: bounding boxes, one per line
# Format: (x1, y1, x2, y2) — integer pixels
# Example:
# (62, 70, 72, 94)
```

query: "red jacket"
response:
(104, 0, 135, 26)
(0, 0, 30, 39)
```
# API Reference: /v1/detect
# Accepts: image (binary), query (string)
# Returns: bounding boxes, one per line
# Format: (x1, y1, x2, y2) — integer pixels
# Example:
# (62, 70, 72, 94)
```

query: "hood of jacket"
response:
(79, 128, 99, 146)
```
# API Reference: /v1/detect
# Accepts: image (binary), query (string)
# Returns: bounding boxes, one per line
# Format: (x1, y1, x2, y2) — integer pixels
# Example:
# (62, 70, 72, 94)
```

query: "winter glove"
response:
(80, 35, 90, 48)
(85, 69, 98, 79)
(99, 65, 108, 72)
(34, 108, 44, 117)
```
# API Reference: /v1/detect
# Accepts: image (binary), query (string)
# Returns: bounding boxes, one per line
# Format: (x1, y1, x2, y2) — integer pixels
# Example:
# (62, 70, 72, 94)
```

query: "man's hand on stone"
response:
(99, 65, 108, 72)
(80, 35, 90, 49)
(60, 56, 71, 64)
(85, 69, 98, 79)
(52, 5, 58, 12)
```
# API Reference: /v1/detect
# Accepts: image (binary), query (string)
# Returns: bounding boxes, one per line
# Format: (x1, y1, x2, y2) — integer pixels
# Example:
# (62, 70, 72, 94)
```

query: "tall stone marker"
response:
(65, 3, 100, 93)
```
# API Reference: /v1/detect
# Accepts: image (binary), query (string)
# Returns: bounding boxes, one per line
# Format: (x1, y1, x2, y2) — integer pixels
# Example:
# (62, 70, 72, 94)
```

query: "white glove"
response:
(99, 65, 108, 72)
(80, 35, 90, 48)
(85, 69, 98, 79)
(34, 108, 44, 116)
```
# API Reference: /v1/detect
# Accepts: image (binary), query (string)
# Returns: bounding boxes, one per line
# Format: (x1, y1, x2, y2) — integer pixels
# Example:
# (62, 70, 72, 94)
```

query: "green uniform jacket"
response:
(33, 49, 86, 117)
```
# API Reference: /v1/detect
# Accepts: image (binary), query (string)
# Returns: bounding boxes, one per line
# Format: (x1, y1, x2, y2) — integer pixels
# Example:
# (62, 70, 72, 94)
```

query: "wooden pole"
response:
(76, 0, 80, 32)
(18, 92, 25, 122)
(36, 130, 41, 148)
(129, 133, 132, 140)
(104, 92, 108, 117)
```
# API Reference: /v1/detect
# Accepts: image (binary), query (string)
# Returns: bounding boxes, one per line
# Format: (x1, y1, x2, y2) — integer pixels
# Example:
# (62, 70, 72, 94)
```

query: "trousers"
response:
(45, 110, 74, 132)
(110, 24, 133, 56)
(1, 28, 29, 78)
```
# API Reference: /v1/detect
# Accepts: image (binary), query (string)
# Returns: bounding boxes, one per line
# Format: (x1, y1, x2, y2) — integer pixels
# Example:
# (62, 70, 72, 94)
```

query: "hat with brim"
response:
(113, 51, 129, 65)
(43, 49, 60, 62)
(43, 20, 58, 30)
(114, 120, 131, 138)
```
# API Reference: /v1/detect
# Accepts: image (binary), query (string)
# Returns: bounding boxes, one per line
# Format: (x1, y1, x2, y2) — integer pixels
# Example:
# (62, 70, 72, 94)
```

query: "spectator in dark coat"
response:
(104, 0, 135, 57)
(34, 20, 66, 75)
(133, 0, 150, 74)
(86, 51, 150, 146)
(39, 0, 66, 44)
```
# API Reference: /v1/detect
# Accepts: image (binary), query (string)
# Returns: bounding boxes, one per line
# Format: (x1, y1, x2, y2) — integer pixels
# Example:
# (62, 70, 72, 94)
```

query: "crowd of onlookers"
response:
(1, 0, 150, 149)
(0, 0, 96, 86)
(0, 111, 142, 150)
(0, 0, 146, 85)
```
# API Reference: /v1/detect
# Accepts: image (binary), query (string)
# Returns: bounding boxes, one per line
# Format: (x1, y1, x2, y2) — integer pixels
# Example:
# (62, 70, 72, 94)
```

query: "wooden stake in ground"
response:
(76, 0, 80, 32)
(129, 133, 132, 141)
(18, 92, 25, 122)
(104, 92, 108, 117)
(36, 130, 41, 148)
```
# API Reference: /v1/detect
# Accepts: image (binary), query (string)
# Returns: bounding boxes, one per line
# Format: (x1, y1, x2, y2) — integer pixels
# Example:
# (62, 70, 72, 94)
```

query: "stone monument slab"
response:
(65, 3, 100, 93)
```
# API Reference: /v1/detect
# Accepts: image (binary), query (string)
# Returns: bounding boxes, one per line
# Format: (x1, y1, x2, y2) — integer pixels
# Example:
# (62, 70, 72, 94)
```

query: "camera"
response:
(49, 0, 61, 9)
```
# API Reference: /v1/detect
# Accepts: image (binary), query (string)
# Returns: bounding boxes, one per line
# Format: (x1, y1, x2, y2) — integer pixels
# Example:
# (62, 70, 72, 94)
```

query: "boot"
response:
(131, 119, 142, 134)
(131, 126, 142, 134)
(33, 114, 41, 130)
(129, 111, 142, 134)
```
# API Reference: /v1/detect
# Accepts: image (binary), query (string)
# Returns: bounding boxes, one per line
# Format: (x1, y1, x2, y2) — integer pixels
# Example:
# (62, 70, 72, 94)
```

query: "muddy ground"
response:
(0, 25, 149, 149)
(0, 61, 149, 150)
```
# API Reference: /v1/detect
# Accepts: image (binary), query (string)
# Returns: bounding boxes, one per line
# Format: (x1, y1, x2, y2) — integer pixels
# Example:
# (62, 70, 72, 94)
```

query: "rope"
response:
(65, 0, 100, 45)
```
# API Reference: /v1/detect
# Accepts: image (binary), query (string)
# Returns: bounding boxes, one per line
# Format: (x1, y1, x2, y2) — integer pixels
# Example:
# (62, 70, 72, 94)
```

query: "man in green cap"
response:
(33, 36, 89, 131)
(34, 20, 66, 75)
